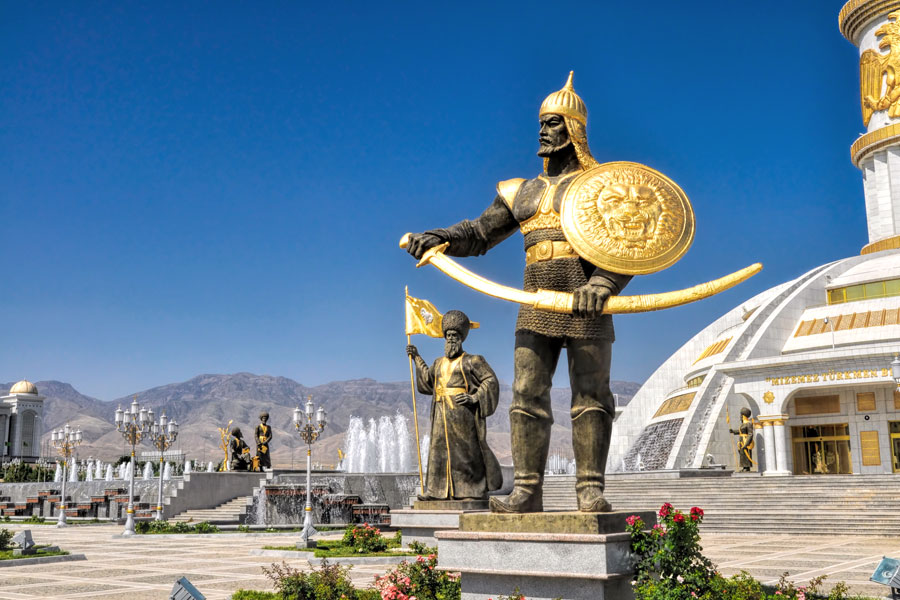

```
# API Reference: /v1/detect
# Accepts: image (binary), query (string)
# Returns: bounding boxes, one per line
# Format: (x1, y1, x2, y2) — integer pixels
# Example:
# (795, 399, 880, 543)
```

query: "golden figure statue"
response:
(402, 72, 759, 514)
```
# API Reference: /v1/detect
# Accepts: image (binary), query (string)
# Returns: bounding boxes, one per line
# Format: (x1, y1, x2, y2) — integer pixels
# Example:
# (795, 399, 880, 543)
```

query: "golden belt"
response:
(434, 386, 467, 409)
(525, 240, 579, 265)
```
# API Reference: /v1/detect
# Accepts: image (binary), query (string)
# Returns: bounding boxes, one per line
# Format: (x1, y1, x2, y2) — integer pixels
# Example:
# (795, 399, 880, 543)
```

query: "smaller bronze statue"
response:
(406, 310, 502, 502)
(255, 411, 272, 471)
(729, 407, 755, 472)
(229, 427, 251, 471)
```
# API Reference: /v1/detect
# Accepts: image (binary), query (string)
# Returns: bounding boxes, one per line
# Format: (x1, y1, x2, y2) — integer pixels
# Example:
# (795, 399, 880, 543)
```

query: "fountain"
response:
(105, 464, 113, 481)
(95, 460, 103, 480)
(420, 433, 430, 475)
(184, 459, 191, 475)
(53, 462, 62, 483)
(142, 462, 153, 480)
(206, 461, 214, 473)
(162, 462, 172, 480)
(86, 462, 94, 482)
(68, 462, 78, 482)
(344, 413, 415, 473)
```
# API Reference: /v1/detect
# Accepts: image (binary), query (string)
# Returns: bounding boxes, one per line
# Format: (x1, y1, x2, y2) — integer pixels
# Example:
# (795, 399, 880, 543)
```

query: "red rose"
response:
(626, 515, 642, 527)
(690, 506, 704, 521)
(673, 512, 685, 523)
(658, 503, 673, 518)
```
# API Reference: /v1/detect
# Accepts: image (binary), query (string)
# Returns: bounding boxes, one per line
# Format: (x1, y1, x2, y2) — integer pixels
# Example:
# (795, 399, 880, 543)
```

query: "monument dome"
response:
(609, 1, 900, 477)
(9, 380, 38, 395)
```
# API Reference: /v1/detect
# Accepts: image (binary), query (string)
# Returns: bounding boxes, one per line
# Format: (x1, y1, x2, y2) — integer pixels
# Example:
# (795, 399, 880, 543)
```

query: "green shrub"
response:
(0, 529, 12, 550)
(194, 521, 219, 534)
(230, 591, 279, 600)
(341, 523, 387, 553)
(172, 521, 193, 533)
(627, 505, 865, 600)
(374, 553, 460, 600)
(263, 560, 358, 600)
(22, 516, 45, 524)
(237, 524, 251, 533)
(407, 540, 436, 555)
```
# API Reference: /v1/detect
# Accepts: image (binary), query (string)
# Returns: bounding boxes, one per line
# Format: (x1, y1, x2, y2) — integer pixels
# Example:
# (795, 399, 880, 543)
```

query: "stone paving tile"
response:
(3, 583, 125, 596)
(3, 525, 900, 598)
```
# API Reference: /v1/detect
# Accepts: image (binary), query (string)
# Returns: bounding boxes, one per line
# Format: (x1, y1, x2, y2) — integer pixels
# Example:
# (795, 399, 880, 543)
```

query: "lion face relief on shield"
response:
(597, 183, 664, 249)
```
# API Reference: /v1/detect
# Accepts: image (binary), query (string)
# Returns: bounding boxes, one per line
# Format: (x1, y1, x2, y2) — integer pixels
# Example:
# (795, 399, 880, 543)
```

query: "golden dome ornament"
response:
(561, 161, 695, 275)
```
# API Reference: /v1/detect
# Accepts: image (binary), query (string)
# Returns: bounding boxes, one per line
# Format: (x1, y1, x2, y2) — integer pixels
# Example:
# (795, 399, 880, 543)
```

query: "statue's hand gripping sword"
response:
(399, 234, 761, 314)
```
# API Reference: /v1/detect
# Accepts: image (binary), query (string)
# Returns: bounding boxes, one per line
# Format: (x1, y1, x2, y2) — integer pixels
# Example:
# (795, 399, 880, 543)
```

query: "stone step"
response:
(170, 495, 253, 523)
(537, 474, 900, 534)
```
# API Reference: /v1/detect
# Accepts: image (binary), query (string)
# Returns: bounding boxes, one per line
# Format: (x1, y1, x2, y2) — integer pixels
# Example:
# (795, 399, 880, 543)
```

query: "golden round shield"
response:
(560, 161, 694, 275)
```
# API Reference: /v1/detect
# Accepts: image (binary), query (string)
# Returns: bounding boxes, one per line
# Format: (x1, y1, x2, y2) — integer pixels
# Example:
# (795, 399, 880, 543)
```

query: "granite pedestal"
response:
(390, 499, 488, 548)
(436, 510, 656, 600)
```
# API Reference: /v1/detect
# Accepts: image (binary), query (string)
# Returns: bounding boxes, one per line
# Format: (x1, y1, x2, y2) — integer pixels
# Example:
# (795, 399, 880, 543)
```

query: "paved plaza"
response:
(0, 524, 897, 599)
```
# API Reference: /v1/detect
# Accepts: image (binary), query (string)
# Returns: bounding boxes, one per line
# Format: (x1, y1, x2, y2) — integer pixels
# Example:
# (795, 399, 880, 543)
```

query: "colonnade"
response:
(757, 415, 791, 475)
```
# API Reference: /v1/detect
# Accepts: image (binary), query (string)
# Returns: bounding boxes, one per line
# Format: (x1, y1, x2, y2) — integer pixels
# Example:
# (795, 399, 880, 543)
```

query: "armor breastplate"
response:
(513, 172, 578, 235)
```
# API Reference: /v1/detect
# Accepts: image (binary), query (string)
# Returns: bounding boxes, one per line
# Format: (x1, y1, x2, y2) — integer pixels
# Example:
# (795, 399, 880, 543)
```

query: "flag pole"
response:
(406, 286, 425, 493)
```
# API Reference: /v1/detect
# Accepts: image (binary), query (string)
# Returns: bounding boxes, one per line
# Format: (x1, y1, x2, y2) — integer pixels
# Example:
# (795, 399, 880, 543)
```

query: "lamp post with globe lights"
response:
(293, 396, 327, 544)
(50, 424, 83, 527)
(147, 412, 178, 521)
(114, 397, 152, 536)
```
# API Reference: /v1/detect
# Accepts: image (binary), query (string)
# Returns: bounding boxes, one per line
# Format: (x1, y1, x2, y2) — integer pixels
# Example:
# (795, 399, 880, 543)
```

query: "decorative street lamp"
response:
(50, 424, 83, 527)
(147, 411, 178, 521)
(114, 397, 151, 536)
(293, 395, 327, 544)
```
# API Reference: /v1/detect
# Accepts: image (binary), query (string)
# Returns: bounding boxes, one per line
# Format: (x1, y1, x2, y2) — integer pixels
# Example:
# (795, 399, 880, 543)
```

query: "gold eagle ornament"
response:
(860, 11, 900, 126)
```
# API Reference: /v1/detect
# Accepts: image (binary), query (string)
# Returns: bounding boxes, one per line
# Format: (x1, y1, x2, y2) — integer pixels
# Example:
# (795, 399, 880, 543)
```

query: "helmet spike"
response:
(564, 71, 574, 90)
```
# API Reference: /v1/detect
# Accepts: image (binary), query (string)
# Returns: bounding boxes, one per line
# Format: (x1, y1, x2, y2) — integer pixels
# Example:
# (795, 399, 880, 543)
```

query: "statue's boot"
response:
(490, 410, 550, 513)
(573, 409, 613, 513)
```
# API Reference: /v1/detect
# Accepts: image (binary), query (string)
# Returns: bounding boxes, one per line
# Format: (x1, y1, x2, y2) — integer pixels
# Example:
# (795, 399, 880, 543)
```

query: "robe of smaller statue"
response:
(409, 310, 502, 500)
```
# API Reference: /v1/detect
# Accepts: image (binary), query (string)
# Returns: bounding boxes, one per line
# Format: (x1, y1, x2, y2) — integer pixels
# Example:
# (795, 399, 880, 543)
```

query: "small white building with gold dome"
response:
(0, 380, 45, 461)
(609, 1, 900, 477)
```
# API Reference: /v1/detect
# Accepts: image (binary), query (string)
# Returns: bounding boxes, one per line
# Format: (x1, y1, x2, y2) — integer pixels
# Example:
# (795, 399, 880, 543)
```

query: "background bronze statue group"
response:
(228, 412, 272, 472)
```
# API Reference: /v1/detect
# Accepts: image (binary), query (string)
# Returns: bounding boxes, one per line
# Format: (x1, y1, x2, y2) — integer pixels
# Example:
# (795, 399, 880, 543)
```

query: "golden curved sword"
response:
(399, 234, 762, 314)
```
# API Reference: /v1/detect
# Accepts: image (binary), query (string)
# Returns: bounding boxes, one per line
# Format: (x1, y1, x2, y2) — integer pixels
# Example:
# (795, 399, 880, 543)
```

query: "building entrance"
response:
(791, 424, 852, 475)
(891, 422, 900, 473)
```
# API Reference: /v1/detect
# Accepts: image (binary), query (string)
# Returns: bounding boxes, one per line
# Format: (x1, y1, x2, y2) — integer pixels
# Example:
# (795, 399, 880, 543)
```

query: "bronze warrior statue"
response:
(230, 427, 251, 472)
(729, 407, 755, 472)
(405, 74, 630, 513)
(256, 411, 272, 471)
(406, 310, 502, 501)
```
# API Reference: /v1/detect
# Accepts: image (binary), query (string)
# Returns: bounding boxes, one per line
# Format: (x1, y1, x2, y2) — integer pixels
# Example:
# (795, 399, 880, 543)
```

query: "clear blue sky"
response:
(0, 1, 865, 400)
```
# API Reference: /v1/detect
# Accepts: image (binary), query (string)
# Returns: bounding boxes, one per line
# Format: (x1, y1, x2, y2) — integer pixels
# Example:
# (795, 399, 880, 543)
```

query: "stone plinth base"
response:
(413, 499, 488, 511)
(391, 507, 485, 548)
(437, 510, 656, 600)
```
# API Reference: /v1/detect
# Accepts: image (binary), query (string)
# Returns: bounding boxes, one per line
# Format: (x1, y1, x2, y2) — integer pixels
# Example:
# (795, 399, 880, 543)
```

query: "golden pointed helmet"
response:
(539, 71, 587, 125)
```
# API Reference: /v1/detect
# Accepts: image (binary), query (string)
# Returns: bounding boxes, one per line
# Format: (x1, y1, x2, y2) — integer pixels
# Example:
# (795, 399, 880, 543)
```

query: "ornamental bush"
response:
(626, 504, 867, 600)
(342, 523, 388, 553)
(374, 553, 460, 600)
(0, 528, 11, 550)
(263, 560, 362, 600)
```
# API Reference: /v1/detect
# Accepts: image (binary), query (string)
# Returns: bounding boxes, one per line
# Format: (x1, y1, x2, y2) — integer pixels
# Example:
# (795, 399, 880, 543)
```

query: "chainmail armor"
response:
(516, 228, 614, 340)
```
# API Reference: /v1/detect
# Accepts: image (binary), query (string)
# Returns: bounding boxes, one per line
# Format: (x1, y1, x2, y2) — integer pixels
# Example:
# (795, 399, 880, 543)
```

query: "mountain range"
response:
(13, 374, 640, 467)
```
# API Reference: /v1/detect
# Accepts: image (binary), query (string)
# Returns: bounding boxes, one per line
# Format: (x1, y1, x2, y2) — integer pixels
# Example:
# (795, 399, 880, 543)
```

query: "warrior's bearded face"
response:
(444, 329, 464, 359)
(597, 183, 664, 248)
(537, 113, 572, 157)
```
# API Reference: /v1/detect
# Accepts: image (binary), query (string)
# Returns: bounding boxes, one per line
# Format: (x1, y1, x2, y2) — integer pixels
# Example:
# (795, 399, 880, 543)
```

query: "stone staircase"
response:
(541, 473, 900, 535)
(169, 495, 252, 524)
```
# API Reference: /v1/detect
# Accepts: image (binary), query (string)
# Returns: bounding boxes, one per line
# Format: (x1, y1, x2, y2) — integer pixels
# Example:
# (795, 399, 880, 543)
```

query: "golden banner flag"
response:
(405, 291, 479, 337)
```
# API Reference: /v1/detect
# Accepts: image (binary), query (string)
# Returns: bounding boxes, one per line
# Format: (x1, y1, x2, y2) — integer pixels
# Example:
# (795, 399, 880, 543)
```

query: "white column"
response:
(772, 418, 791, 475)
(762, 421, 776, 474)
